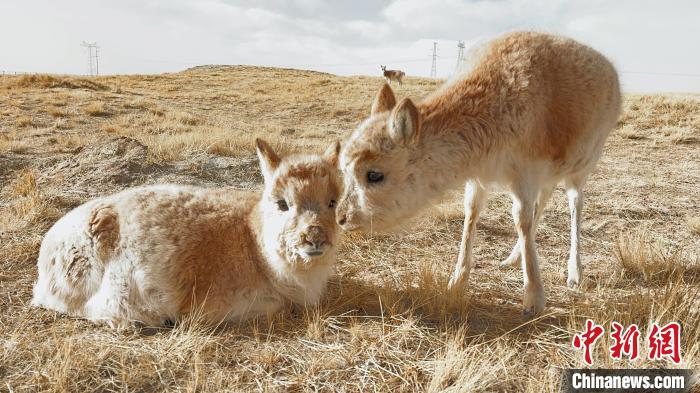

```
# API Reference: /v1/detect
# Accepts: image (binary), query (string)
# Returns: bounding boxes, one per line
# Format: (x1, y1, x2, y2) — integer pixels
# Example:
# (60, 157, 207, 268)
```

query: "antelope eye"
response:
(328, 200, 337, 208)
(276, 199, 289, 211)
(367, 171, 384, 183)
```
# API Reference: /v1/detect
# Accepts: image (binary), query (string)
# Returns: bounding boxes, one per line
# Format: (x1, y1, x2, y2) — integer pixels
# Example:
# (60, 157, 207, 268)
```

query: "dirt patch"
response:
(39, 136, 150, 198)
(35, 136, 263, 201)
(0, 153, 32, 186)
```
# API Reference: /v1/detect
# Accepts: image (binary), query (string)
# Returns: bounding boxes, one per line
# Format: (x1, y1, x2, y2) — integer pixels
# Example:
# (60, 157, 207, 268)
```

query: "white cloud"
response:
(0, 0, 698, 92)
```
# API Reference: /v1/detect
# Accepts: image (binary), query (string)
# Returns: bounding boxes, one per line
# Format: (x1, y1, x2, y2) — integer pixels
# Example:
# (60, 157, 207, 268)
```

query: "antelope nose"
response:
(303, 226, 327, 248)
(337, 215, 347, 226)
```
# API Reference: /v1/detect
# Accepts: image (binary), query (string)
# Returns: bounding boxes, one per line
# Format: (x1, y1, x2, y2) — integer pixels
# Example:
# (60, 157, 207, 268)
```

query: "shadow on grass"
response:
(29, 265, 668, 345)
(192, 274, 571, 344)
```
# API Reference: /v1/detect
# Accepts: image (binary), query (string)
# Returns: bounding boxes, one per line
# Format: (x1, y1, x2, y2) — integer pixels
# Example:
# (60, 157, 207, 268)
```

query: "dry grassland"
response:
(1, 67, 699, 392)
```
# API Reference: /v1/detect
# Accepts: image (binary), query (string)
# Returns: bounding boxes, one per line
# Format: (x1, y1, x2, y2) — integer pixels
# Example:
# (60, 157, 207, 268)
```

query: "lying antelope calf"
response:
(337, 32, 621, 316)
(32, 139, 341, 328)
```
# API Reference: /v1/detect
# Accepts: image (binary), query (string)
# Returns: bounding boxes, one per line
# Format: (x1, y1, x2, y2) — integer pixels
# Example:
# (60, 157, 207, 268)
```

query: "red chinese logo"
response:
(610, 322, 640, 360)
(573, 320, 682, 365)
(648, 322, 681, 364)
(572, 319, 605, 365)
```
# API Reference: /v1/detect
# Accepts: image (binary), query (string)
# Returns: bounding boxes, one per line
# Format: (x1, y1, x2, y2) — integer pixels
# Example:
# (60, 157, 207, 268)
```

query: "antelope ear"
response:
(323, 141, 340, 167)
(388, 98, 421, 145)
(370, 83, 396, 115)
(255, 138, 280, 182)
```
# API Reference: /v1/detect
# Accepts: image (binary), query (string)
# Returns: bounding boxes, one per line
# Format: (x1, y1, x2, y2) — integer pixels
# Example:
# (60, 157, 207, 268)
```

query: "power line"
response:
(283, 57, 432, 68)
(430, 42, 437, 78)
(103, 53, 700, 79)
(120, 56, 437, 69)
(455, 40, 465, 73)
(9, 47, 700, 80)
(81, 41, 99, 76)
(620, 71, 700, 78)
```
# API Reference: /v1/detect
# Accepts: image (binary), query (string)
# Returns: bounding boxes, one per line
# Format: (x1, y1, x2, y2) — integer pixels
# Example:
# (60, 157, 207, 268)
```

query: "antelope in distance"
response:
(338, 32, 621, 317)
(381, 65, 405, 86)
(32, 139, 342, 329)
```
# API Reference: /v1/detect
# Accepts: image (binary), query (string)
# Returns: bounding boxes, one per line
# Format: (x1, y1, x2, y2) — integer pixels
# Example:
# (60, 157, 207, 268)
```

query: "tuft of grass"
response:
(688, 216, 700, 236)
(122, 98, 150, 110)
(0, 131, 29, 153)
(83, 101, 109, 117)
(10, 169, 37, 198)
(54, 134, 87, 152)
(16, 115, 34, 128)
(428, 333, 515, 392)
(670, 129, 700, 144)
(169, 111, 200, 126)
(616, 125, 647, 140)
(0, 168, 61, 234)
(148, 105, 166, 117)
(53, 118, 73, 130)
(49, 108, 69, 118)
(381, 261, 471, 321)
(615, 231, 694, 284)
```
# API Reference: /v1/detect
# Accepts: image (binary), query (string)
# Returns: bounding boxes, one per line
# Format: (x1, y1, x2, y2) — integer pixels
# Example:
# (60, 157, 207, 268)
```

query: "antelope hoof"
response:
(522, 284, 545, 318)
(567, 263, 582, 288)
(567, 275, 581, 288)
(522, 307, 537, 320)
(499, 255, 520, 269)
(447, 265, 470, 291)
(448, 272, 466, 291)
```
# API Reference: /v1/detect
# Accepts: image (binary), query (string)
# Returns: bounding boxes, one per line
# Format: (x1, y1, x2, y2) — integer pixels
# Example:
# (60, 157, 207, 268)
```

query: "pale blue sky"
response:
(2, 0, 699, 92)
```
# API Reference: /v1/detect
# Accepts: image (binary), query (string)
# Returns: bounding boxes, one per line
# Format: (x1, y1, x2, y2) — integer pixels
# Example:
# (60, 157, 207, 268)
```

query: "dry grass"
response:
(616, 125, 647, 140)
(52, 118, 73, 130)
(10, 168, 38, 197)
(616, 231, 698, 284)
(669, 127, 700, 144)
(49, 107, 69, 118)
(1, 67, 699, 391)
(48, 134, 87, 152)
(16, 115, 34, 128)
(0, 131, 30, 153)
(83, 101, 109, 117)
(148, 104, 166, 117)
(689, 217, 700, 236)
(169, 110, 201, 126)
(2, 74, 108, 91)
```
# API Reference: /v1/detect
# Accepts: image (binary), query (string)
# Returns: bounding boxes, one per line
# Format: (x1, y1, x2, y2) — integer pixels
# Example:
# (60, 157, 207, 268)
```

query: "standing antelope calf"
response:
(32, 139, 341, 328)
(338, 32, 621, 316)
(381, 65, 405, 86)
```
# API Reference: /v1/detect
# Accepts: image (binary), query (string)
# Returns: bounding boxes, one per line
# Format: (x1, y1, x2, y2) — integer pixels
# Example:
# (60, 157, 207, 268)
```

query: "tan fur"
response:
(89, 204, 119, 258)
(338, 32, 621, 316)
(381, 65, 405, 86)
(32, 140, 341, 328)
(371, 83, 397, 115)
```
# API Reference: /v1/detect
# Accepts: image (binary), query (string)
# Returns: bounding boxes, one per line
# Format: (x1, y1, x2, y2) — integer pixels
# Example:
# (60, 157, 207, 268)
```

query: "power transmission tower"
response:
(81, 42, 100, 76)
(455, 40, 465, 71)
(430, 42, 437, 78)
